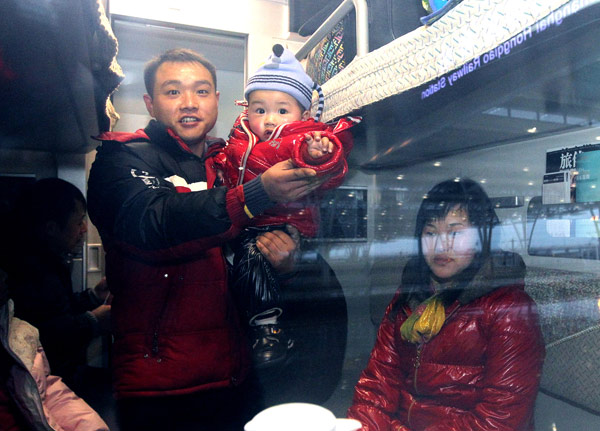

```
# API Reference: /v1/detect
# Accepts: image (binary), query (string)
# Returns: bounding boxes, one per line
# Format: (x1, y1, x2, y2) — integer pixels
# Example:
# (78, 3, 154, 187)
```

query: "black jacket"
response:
(88, 120, 271, 255)
(87, 121, 272, 397)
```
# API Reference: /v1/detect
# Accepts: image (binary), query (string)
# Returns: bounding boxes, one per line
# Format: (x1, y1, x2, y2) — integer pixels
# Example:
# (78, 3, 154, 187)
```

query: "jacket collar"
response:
(455, 251, 526, 304)
(144, 120, 225, 161)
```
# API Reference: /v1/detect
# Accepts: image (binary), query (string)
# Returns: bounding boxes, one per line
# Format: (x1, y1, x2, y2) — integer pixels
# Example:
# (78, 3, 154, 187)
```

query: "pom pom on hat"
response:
(245, 44, 324, 121)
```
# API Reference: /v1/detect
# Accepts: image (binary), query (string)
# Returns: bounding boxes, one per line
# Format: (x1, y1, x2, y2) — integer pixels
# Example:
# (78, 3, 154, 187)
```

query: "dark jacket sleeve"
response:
(87, 141, 255, 258)
(70, 289, 103, 314)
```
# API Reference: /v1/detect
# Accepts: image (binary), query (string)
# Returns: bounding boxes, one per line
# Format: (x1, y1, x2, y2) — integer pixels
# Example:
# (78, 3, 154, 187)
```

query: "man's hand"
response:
(90, 304, 111, 334)
(256, 229, 299, 275)
(92, 277, 110, 302)
(261, 159, 324, 203)
(305, 131, 333, 158)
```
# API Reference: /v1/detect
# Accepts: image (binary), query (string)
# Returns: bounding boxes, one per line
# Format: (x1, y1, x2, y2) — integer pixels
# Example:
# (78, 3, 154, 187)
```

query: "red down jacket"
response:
(88, 121, 255, 398)
(216, 114, 359, 237)
(348, 253, 545, 431)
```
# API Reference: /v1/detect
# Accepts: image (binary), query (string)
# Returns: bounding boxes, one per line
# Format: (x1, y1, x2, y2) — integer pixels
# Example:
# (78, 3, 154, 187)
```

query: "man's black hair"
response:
(22, 178, 86, 231)
(143, 48, 218, 97)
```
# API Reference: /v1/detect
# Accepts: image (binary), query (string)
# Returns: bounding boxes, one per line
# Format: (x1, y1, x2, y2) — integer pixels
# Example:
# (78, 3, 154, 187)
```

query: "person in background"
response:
(348, 178, 545, 431)
(87, 48, 323, 431)
(0, 268, 110, 431)
(218, 43, 358, 367)
(5, 178, 111, 388)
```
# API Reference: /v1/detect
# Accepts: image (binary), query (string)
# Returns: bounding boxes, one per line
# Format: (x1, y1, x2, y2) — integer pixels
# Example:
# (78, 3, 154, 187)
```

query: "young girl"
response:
(348, 178, 545, 431)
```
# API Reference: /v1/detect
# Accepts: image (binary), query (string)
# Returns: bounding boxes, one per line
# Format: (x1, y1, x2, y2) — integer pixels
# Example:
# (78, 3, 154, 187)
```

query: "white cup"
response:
(244, 403, 362, 431)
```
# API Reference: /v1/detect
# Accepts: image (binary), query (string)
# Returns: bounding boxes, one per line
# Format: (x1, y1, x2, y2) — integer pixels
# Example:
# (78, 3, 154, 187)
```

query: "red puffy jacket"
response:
(88, 121, 255, 398)
(216, 114, 359, 236)
(348, 253, 545, 431)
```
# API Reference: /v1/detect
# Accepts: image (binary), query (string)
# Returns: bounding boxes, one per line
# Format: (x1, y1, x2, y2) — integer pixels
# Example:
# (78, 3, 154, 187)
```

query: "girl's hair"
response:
(414, 178, 500, 279)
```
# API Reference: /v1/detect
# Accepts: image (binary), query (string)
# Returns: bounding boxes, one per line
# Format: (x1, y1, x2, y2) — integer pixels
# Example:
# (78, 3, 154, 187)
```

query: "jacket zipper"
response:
(406, 303, 460, 426)
(407, 399, 416, 428)
(413, 344, 423, 394)
(150, 274, 176, 359)
(152, 331, 160, 355)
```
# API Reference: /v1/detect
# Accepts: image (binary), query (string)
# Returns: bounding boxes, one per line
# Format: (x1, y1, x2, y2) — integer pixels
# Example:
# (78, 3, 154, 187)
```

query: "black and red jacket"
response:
(87, 120, 270, 398)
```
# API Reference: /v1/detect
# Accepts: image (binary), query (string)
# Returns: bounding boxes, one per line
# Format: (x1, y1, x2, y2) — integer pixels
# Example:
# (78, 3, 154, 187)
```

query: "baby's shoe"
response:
(249, 308, 294, 369)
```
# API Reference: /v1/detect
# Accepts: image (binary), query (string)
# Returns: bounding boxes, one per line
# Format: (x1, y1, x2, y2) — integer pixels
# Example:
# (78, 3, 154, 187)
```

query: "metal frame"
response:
(295, 0, 369, 61)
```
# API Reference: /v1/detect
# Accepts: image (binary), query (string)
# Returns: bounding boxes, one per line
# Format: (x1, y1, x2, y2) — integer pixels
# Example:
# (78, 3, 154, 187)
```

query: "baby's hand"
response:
(305, 132, 333, 159)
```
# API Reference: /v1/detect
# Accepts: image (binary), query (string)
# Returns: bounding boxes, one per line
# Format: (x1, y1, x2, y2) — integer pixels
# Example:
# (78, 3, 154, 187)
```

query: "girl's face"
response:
(421, 206, 480, 281)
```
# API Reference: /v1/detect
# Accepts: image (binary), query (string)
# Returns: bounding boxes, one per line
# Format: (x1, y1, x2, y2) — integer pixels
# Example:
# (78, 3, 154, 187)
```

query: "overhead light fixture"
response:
(527, 127, 537, 133)
(433, 161, 441, 167)
(396, 175, 404, 180)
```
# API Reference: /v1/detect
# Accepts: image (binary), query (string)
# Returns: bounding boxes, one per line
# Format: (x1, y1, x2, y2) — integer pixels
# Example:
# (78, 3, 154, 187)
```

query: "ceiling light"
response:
(527, 127, 537, 133)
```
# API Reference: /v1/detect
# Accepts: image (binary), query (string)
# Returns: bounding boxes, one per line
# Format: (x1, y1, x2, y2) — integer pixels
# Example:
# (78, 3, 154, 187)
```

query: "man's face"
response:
(48, 200, 88, 254)
(143, 61, 219, 148)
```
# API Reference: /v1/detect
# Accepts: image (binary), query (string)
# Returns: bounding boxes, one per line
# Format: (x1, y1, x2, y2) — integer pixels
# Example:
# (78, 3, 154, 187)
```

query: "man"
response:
(87, 48, 323, 431)
(6, 178, 111, 386)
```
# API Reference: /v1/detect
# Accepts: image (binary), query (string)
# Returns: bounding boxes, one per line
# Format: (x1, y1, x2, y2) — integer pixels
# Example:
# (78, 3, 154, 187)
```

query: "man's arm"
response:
(87, 143, 234, 252)
(88, 143, 319, 256)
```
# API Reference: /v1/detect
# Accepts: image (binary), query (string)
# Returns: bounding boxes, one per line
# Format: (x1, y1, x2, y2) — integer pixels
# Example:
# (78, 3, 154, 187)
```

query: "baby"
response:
(215, 44, 359, 367)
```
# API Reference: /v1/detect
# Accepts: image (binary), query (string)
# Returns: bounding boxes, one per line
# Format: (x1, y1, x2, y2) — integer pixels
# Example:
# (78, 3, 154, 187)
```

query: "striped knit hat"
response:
(245, 44, 324, 121)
